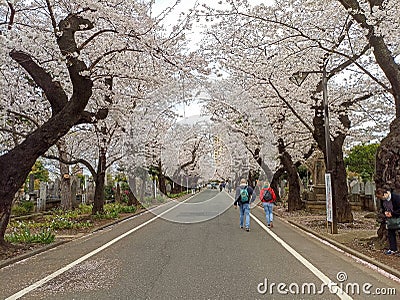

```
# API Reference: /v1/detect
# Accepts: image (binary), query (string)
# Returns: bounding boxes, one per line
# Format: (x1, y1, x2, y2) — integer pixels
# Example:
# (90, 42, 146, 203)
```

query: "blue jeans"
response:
(239, 203, 250, 228)
(262, 202, 274, 225)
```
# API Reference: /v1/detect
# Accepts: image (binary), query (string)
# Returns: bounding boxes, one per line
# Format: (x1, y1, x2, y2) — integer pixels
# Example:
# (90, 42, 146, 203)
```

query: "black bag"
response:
(262, 188, 273, 201)
(386, 217, 400, 230)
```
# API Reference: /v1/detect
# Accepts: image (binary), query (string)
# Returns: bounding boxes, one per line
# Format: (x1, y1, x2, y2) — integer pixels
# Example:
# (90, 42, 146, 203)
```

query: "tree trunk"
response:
(115, 183, 121, 204)
(0, 14, 94, 245)
(140, 176, 146, 202)
(92, 147, 106, 214)
(375, 118, 400, 191)
(57, 140, 72, 210)
(277, 139, 303, 212)
(158, 173, 167, 195)
(0, 95, 92, 245)
(127, 188, 139, 207)
(313, 105, 353, 224)
(171, 183, 185, 194)
(331, 141, 353, 222)
(270, 167, 284, 202)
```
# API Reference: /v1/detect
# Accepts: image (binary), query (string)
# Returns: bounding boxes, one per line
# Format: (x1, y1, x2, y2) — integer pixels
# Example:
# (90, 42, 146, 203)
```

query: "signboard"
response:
(325, 173, 333, 222)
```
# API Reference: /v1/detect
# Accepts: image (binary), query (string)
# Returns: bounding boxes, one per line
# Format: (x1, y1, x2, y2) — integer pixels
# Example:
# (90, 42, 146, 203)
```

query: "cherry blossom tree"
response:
(203, 80, 309, 211)
(0, 0, 201, 245)
(334, 1, 400, 191)
(196, 0, 396, 227)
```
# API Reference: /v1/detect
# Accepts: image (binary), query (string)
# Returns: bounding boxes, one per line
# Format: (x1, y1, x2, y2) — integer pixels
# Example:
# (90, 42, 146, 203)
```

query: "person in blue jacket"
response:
(234, 178, 255, 232)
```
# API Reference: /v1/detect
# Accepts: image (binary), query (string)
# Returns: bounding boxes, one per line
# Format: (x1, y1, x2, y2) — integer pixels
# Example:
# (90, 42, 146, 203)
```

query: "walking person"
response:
(375, 188, 400, 255)
(233, 178, 255, 231)
(260, 182, 277, 228)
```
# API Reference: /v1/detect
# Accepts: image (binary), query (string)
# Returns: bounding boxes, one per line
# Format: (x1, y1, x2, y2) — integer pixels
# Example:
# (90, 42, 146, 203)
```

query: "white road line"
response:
(6, 195, 195, 300)
(251, 214, 353, 300)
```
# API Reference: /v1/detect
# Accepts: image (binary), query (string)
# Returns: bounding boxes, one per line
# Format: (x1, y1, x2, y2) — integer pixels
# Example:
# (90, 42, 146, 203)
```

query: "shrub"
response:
(5, 226, 55, 244)
(11, 201, 34, 216)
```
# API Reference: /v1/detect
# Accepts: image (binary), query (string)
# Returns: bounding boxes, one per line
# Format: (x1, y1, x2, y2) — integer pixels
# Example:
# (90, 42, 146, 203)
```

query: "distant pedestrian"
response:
(259, 182, 276, 228)
(226, 182, 232, 193)
(233, 178, 255, 231)
(375, 188, 400, 255)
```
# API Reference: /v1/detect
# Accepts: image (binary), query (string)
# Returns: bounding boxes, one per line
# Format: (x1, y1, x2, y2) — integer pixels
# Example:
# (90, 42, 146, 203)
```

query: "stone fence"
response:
(303, 180, 377, 212)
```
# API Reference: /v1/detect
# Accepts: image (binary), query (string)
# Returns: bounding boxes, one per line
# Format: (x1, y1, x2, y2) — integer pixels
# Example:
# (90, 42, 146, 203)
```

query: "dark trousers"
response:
(388, 228, 398, 251)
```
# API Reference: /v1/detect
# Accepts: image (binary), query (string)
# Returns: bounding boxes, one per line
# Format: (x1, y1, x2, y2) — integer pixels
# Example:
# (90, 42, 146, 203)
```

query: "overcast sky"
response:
(151, 0, 275, 118)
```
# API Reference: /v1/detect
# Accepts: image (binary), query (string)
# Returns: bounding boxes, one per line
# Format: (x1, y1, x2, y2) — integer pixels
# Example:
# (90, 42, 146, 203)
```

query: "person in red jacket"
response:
(259, 182, 276, 228)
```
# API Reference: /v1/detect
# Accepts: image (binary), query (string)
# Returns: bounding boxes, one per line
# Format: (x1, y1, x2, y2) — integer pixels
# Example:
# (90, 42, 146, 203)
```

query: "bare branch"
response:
(45, 0, 57, 33)
(89, 48, 144, 71)
(7, 1, 16, 30)
(7, 109, 40, 128)
(43, 154, 97, 177)
(78, 29, 118, 52)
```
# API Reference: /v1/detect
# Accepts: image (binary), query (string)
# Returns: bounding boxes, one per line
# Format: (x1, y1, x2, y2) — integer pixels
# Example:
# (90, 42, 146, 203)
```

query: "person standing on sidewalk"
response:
(375, 188, 400, 255)
(234, 178, 255, 232)
(259, 182, 277, 228)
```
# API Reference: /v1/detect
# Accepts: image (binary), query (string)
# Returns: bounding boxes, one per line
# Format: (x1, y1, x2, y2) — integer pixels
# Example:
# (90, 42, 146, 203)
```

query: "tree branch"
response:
(43, 154, 96, 177)
(45, 0, 57, 33)
(7, 109, 40, 128)
(89, 48, 144, 71)
(78, 29, 118, 52)
(268, 78, 314, 134)
(9, 50, 68, 115)
(7, 1, 16, 30)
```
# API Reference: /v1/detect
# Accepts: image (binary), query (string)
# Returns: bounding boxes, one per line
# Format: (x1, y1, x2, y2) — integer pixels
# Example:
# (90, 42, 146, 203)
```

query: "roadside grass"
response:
(5, 203, 137, 245)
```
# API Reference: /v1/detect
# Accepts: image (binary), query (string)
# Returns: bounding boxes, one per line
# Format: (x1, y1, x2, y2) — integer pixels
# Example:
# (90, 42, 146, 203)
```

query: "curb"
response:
(0, 240, 69, 269)
(0, 209, 147, 270)
(284, 218, 400, 279)
(0, 193, 196, 269)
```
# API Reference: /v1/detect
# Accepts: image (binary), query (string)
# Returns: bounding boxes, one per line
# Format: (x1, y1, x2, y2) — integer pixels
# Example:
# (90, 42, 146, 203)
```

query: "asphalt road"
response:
(1, 190, 399, 299)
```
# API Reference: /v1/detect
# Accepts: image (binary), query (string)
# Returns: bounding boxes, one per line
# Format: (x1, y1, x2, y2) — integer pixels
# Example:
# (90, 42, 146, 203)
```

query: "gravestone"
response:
(302, 152, 329, 211)
(37, 182, 47, 211)
(364, 181, 374, 195)
(71, 176, 79, 208)
(364, 181, 376, 211)
(28, 173, 36, 202)
(351, 181, 360, 194)
(86, 179, 95, 204)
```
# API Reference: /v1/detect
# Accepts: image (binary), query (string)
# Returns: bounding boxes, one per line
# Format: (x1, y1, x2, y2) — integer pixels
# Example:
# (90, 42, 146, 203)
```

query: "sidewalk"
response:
(274, 207, 400, 279)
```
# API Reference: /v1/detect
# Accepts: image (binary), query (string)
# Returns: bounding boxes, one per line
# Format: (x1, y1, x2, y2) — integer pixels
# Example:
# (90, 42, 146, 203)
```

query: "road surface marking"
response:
(6, 195, 196, 300)
(251, 214, 353, 300)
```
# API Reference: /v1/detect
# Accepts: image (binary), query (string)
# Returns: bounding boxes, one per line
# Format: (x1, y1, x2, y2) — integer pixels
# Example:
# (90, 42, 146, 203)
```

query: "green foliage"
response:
(11, 201, 34, 216)
(104, 184, 114, 201)
(93, 203, 136, 219)
(77, 204, 93, 214)
(297, 165, 311, 180)
(5, 225, 55, 244)
(45, 216, 92, 230)
(168, 191, 190, 199)
(105, 203, 136, 214)
(31, 160, 49, 182)
(6, 202, 139, 247)
(77, 173, 85, 187)
(33, 208, 91, 230)
(344, 143, 379, 181)
(23, 159, 50, 192)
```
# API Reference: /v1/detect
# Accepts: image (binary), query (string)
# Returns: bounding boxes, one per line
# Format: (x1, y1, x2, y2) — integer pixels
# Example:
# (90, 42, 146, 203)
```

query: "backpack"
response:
(262, 188, 273, 202)
(240, 186, 249, 202)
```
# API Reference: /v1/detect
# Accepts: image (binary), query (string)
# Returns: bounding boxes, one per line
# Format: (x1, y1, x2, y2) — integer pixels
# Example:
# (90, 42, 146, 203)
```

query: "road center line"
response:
(251, 213, 353, 300)
(6, 194, 196, 300)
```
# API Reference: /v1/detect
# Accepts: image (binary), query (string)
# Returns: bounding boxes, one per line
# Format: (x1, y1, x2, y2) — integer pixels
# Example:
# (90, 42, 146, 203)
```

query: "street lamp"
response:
(289, 57, 338, 234)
